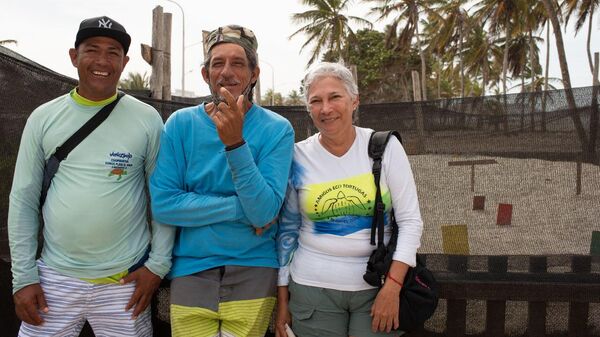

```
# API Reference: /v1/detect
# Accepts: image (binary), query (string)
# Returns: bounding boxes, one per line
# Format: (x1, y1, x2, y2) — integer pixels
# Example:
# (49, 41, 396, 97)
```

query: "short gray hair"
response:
(302, 62, 358, 109)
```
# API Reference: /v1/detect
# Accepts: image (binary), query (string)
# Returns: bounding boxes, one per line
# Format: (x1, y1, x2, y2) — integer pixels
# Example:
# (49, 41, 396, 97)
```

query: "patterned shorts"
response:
(170, 265, 277, 337)
(18, 260, 151, 337)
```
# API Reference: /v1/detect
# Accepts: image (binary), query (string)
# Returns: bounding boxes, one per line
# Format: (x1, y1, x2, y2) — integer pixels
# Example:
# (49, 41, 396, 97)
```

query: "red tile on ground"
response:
(473, 196, 485, 210)
(497, 203, 513, 225)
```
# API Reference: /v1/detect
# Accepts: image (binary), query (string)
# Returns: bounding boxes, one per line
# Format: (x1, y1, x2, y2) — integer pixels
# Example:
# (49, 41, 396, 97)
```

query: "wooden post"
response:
(412, 70, 425, 153)
(576, 161, 582, 195)
(162, 13, 172, 100)
(150, 6, 165, 100)
(448, 159, 497, 192)
(470, 164, 475, 192)
(528, 257, 548, 336)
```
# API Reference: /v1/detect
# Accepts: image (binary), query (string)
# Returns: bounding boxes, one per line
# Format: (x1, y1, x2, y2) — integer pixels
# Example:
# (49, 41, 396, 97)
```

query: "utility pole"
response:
(166, 0, 185, 97)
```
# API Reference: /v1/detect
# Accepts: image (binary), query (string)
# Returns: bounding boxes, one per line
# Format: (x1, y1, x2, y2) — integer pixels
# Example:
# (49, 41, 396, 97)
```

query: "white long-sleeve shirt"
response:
(277, 127, 423, 291)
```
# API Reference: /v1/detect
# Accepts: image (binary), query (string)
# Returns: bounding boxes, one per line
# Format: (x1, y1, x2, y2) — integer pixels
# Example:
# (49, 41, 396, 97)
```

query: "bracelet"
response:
(386, 273, 403, 287)
(225, 139, 246, 151)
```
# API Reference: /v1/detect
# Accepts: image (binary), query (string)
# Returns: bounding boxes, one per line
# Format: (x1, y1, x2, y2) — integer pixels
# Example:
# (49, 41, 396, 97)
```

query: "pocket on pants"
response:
(289, 301, 316, 321)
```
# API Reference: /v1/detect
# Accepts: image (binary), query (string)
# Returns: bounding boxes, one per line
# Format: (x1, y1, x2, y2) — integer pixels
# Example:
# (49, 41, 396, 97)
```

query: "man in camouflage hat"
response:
(150, 24, 295, 337)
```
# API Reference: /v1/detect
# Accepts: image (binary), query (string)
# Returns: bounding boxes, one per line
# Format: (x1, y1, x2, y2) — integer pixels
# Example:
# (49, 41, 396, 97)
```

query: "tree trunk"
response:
(542, 0, 590, 155)
(529, 29, 535, 93)
(521, 76, 525, 131)
(482, 59, 487, 97)
(479, 64, 488, 129)
(437, 57, 442, 99)
(415, 14, 427, 101)
(502, 24, 510, 95)
(542, 21, 550, 132)
(587, 11, 594, 74)
(459, 22, 465, 98)
(529, 29, 535, 130)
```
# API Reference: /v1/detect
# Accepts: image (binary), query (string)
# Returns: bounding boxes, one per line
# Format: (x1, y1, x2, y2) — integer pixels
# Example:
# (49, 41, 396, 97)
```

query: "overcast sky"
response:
(2, 0, 599, 98)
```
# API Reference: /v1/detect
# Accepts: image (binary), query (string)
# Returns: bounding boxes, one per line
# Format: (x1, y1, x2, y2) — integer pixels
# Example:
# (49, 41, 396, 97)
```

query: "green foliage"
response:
(287, 0, 584, 100)
(345, 29, 395, 90)
(285, 90, 304, 106)
(261, 89, 284, 106)
(290, 0, 372, 65)
(119, 72, 149, 90)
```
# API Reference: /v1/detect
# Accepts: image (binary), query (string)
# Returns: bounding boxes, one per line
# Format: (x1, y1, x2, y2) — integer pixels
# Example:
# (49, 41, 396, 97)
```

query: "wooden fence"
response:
(2, 254, 599, 337)
(405, 254, 600, 337)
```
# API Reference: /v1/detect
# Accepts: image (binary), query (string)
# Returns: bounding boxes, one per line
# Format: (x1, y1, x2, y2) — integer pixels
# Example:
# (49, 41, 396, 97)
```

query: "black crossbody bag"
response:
(363, 130, 439, 332)
(40, 92, 125, 206)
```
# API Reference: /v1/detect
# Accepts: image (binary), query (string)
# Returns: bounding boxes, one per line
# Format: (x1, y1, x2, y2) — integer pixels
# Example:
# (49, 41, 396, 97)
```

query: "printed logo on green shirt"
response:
(105, 151, 133, 181)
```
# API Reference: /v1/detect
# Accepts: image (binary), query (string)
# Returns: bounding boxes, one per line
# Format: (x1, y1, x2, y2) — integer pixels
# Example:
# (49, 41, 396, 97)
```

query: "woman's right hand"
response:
(275, 286, 292, 337)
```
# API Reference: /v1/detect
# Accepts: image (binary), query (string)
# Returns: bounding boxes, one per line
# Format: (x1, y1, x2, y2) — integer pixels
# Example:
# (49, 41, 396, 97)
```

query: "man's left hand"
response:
(120, 266, 162, 319)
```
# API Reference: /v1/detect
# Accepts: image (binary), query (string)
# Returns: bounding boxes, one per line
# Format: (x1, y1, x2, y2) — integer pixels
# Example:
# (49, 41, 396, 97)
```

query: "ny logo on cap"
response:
(98, 18, 113, 29)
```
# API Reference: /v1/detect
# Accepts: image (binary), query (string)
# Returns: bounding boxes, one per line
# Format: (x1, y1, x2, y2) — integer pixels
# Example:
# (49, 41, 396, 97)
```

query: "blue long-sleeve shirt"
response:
(149, 103, 294, 278)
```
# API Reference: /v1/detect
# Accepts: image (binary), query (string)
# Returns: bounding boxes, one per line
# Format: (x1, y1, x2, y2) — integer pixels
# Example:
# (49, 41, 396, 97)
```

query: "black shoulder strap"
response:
(54, 91, 125, 160)
(368, 130, 402, 246)
(40, 92, 125, 206)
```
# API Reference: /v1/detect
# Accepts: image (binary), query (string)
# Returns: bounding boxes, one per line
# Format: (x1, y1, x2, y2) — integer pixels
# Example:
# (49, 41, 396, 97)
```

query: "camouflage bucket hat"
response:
(205, 25, 258, 55)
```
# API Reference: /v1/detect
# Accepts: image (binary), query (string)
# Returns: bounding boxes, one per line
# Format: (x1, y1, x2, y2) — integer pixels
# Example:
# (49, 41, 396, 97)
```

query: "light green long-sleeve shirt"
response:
(8, 91, 175, 293)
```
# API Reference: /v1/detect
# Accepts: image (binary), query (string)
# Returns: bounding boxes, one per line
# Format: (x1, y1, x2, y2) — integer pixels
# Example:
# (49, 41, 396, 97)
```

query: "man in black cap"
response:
(149, 25, 294, 337)
(9, 16, 174, 336)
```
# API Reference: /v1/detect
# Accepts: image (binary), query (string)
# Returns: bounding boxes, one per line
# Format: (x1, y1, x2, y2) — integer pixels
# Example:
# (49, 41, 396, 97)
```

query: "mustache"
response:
(216, 79, 241, 86)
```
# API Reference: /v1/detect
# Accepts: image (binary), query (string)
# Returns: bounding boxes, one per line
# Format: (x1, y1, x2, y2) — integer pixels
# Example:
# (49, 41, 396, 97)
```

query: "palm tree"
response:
(427, 0, 470, 97)
(562, 0, 600, 75)
(366, 0, 431, 100)
(462, 16, 501, 96)
(290, 0, 372, 65)
(542, 0, 590, 156)
(522, 1, 547, 92)
(262, 89, 284, 106)
(286, 90, 304, 105)
(119, 72, 149, 90)
(476, 0, 525, 95)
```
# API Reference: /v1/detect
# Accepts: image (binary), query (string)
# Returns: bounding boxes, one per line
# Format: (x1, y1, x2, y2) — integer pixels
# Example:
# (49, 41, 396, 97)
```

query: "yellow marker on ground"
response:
(442, 224, 470, 255)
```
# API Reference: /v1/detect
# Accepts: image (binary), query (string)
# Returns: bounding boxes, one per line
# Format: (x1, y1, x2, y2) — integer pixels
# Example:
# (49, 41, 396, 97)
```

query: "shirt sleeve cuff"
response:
(278, 266, 290, 286)
(12, 269, 41, 294)
(225, 142, 253, 171)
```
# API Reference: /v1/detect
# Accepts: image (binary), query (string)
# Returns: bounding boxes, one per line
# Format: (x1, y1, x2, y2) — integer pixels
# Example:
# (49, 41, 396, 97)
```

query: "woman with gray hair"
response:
(276, 62, 423, 337)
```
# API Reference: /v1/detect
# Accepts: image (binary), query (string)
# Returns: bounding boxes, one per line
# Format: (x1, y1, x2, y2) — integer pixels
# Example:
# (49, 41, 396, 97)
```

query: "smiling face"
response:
(201, 43, 259, 100)
(307, 75, 359, 140)
(69, 36, 129, 101)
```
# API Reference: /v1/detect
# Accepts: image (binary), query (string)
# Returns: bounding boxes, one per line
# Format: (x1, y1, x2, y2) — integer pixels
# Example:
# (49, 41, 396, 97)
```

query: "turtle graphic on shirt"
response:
(108, 167, 127, 181)
(321, 191, 366, 217)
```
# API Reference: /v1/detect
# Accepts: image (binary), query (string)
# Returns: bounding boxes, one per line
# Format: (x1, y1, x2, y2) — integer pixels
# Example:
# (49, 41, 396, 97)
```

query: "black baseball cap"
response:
(74, 16, 131, 54)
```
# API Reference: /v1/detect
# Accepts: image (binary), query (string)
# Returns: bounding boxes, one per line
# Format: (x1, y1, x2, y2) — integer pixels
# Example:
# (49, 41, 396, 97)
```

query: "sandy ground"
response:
(410, 154, 600, 255)
(409, 154, 600, 335)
